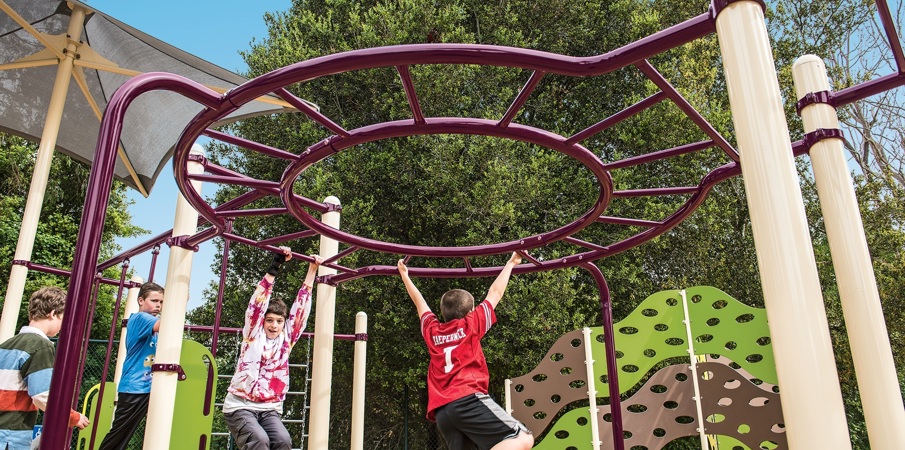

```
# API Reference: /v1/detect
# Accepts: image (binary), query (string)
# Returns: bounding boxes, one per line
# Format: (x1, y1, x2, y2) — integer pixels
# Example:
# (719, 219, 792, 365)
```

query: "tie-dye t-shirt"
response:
(226, 277, 312, 406)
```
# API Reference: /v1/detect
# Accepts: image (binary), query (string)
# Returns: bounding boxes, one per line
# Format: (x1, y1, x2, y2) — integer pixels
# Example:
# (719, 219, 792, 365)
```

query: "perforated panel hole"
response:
(596, 334, 606, 343)
(551, 394, 561, 404)
(724, 379, 741, 389)
(736, 313, 755, 323)
(701, 370, 714, 379)
(675, 415, 695, 424)
(571, 338, 582, 347)
(532, 374, 547, 382)
(620, 327, 639, 335)
(729, 361, 741, 369)
(551, 352, 564, 361)
(621, 365, 639, 373)
(771, 423, 785, 432)
(555, 430, 569, 439)
(616, 350, 624, 358)
(623, 431, 633, 439)
(644, 349, 657, 358)
(665, 338, 684, 346)
(567, 447, 578, 450)
(697, 334, 714, 343)
(653, 428, 666, 437)
(664, 401, 679, 409)
(691, 294, 702, 303)
(642, 308, 658, 317)
(599, 374, 608, 384)
(576, 417, 588, 426)
(772, 386, 780, 394)
(630, 446, 648, 450)
(718, 397, 732, 407)
(524, 399, 535, 407)
(654, 323, 668, 332)
(757, 336, 771, 346)
(712, 299, 728, 309)
(707, 318, 720, 326)
(759, 440, 779, 449)
(750, 378, 763, 385)
(569, 380, 586, 389)
(706, 413, 725, 423)
(733, 447, 744, 450)
(675, 373, 688, 382)
(738, 424, 750, 434)
(725, 341, 737, 350)
(627, 404, 648, 413)
(603, 413, 612, 422)
(514, 384, 524, 392)
(749, 397, 769, 407)
(533, 411, 547, 420)
(746, 354, 764, 363)
(666, 297, 678, 306)
(560, 367, 573, 375)
(650, 384, 668, 394)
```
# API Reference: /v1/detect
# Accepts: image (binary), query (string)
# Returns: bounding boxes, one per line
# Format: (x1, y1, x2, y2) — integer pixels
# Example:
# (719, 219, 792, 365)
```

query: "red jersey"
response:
(421, 301, 496, 421)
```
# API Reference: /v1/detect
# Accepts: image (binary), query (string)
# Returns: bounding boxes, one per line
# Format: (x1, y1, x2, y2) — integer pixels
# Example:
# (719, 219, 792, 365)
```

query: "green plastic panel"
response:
(76, 382, 116, 450)
(170, 339, 218, 450)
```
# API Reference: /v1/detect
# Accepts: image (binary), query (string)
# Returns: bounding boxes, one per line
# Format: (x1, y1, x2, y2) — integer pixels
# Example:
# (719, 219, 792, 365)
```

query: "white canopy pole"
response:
(307, 196, 341, 449)
(714, 2, 852, 448)
(793, 55, 905, 450)
(142, 144, 204, 449)
(0, 4, 87, 342)
(350, 311, 368, 450)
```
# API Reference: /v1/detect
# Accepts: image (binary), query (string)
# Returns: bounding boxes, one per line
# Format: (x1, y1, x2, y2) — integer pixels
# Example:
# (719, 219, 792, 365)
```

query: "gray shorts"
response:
(434, 393, 531, 450)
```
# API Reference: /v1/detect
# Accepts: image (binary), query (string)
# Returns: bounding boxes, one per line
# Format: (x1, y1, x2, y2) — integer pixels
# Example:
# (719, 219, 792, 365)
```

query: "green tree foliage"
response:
(186, 0, 904, 448)
(0, 133, 146, 338)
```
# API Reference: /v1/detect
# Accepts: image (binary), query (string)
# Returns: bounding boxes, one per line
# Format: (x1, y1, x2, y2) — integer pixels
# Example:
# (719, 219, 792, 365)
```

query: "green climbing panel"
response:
(170, 339, 218, 450)
(76, 382, 117, 450)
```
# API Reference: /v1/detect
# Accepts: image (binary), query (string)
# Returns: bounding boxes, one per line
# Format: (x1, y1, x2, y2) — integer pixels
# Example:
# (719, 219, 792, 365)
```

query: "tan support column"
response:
(114, 276, 144, 386)
(351, 311, 368, 450)
(714, 2, 852, 448)
(0, 5, 87, 342)
(142, 144, 205, 449)
(793, 55, 905, 450)
(307, 196, 340, 449)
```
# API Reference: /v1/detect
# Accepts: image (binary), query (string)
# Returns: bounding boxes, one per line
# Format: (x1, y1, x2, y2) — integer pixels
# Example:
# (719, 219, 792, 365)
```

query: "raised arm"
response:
(246, 247, 292, 336)
(287, 255, 323, 343)
(398, 260, 432, 318)
(484, 252, 522, 309)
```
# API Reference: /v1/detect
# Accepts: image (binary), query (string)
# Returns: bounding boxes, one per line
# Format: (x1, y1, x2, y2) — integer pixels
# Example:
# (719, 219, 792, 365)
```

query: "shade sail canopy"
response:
(0, 0, 293, 195)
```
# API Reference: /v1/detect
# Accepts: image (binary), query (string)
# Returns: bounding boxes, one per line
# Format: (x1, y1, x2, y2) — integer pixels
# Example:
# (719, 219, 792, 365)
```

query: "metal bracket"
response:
(165, 235, 199, 252)
(151, 363, 187, 381)
(355, 333, 369, 342)
(796, 90, 835, 115)
(802, 128, 845, 151)
(711, 0, 766, 18)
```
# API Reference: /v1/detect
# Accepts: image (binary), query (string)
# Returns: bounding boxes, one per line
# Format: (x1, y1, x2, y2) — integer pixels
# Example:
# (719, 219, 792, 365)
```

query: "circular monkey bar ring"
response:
(280, 118, 613, 257)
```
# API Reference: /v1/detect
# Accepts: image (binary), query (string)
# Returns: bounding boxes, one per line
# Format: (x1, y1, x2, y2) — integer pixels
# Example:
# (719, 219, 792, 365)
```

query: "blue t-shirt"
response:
(118, 311, 159, 394)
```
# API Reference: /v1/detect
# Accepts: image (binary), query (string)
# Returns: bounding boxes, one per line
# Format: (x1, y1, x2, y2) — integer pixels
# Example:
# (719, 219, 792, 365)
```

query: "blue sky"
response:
(87, 0, 290, 309)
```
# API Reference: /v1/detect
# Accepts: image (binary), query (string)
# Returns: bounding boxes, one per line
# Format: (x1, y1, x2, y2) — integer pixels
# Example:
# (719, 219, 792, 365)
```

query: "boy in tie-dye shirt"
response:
(223, 247, 322, 450)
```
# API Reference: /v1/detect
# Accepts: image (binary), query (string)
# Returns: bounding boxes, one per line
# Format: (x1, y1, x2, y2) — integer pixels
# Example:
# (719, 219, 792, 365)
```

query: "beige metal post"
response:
(142, 144, 205, 449)
(680, 291, 709, 450)
(0, 5, 88, 342)
(714, 2, 852, 448)
(351, 311, 368, 450)
(581, 328, 601, 450)
(113, 276, 144, 386)
(307, 196, 341, 450)
(793, 55, 905, 450)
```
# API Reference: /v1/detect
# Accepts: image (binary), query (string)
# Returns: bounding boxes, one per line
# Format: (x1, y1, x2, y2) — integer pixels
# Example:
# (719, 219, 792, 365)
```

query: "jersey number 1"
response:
(443, 345, 458, 373)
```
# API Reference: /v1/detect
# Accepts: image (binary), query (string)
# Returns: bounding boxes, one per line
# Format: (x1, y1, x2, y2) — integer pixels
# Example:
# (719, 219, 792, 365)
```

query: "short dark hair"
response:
(138, 282, 164, 301)
(440, 289, 474, 321)
(266, 299, 288, 318)
(28, 286, 67, 321)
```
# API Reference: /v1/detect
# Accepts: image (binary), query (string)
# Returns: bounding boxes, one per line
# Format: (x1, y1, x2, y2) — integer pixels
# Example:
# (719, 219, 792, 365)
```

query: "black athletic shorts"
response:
(434, 393, 531, 450)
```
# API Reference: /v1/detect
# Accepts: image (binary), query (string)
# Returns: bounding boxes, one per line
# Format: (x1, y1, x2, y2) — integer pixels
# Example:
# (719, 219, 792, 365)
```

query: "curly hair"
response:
(28, 286, 67, 321)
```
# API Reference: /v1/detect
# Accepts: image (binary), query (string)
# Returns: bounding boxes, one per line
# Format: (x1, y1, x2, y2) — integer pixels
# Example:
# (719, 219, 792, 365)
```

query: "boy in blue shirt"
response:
(97, 282, 164, 450)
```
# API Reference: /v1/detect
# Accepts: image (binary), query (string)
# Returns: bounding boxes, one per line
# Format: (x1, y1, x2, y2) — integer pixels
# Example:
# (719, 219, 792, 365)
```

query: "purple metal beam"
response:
(396, 65, 426, 125)
(274, 87, 350, 137)
(876, 0, 905, 72)
(581, 262, 624, 450)
(499, 71, 546, 128)
(203, 128, 298, 161)
(567, 91, 668, 145)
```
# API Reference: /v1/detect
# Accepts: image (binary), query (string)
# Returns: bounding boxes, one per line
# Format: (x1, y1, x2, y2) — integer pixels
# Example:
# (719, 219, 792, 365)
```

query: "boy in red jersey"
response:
(398, 252, 533, 450)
